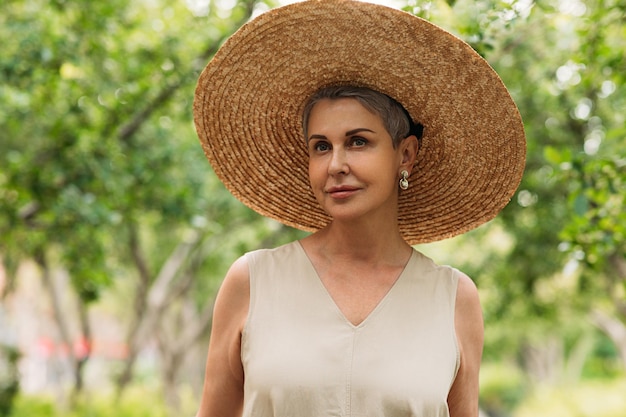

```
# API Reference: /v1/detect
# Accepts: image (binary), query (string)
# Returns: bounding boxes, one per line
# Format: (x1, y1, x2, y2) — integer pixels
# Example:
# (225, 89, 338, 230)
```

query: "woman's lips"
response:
(326, 185, 360, 199)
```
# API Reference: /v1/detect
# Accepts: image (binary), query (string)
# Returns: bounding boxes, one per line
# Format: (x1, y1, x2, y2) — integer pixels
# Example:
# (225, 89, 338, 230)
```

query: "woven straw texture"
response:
(194, 0, 526, 244)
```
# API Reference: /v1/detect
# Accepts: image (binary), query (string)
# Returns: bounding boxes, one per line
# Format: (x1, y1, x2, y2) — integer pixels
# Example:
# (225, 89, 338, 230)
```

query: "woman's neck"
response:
(302, 221, 412, 266)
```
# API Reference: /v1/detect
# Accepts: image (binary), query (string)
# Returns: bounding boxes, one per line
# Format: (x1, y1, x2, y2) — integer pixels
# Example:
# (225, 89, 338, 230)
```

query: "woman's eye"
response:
(314, 142, 330, 152)
(351, 137, 367, 147)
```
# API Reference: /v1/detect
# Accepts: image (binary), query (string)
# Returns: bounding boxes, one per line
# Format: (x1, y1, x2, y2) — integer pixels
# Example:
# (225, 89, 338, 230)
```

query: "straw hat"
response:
(193, 0, 526, 244)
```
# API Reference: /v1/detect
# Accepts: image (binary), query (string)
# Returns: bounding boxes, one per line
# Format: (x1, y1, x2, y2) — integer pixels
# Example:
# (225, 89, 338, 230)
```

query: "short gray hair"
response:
(302, 86, 420, 148)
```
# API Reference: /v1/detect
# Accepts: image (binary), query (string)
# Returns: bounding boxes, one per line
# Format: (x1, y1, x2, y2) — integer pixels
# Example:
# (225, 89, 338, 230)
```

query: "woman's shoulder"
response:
(452, 269, 483, 368)
(408, 251, 480, 311)
(449, 269, 481, 318)
(216, 255, 251, 308)
(245, 240, 303, 265)
(410, 249, 461, 280)
(246, 240, 301, 255)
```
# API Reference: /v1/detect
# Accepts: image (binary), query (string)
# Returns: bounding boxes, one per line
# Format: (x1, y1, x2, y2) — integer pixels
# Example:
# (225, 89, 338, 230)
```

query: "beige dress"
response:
(242, 241, 460, 417)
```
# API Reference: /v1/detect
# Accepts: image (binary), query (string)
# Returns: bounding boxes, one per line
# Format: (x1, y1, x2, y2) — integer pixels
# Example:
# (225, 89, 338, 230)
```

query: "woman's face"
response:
(306, 98, 411, 224)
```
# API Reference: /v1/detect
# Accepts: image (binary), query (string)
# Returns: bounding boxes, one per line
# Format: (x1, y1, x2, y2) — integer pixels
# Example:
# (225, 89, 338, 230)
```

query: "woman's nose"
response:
(328, 148, 349, 175)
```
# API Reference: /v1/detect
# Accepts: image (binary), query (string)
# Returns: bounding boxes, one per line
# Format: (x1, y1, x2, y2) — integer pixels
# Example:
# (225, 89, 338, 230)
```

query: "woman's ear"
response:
(400, 135, 419, 171)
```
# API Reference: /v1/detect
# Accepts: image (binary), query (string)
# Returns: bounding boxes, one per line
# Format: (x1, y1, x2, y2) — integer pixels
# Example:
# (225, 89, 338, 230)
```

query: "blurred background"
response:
(0, 0, 624, 416)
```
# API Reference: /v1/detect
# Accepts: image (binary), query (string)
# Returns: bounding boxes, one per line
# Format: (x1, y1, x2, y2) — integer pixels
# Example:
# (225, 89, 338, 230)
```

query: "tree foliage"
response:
(0, 0, 298, 408)
(1, 0, 624, 415)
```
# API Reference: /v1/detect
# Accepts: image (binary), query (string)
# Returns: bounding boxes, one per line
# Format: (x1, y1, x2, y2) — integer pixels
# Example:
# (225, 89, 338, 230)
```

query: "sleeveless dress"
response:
(241, 241, 460, 417)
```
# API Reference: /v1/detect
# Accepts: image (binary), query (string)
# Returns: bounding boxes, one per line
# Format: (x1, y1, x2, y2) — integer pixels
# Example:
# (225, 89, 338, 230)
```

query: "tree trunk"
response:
(158, 334, 184, 415)
(115, 222, 152, 395)
(590, 310, 626, 367)
(116, 227, 203, 397)
(156, 295, 215, 415)
(591, 252, 626, 369)
(72, 298, 92, 399)
(520, 336, 563, 384)
(35, 249, 89, 399)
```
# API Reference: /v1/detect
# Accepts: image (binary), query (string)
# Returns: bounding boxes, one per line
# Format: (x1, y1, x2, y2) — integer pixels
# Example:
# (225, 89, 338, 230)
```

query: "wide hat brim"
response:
(194, 0, 526, 245)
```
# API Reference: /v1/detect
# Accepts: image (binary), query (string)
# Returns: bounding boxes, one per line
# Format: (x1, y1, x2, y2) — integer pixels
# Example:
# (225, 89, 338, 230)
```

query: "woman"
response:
(193, 1, 526, 416)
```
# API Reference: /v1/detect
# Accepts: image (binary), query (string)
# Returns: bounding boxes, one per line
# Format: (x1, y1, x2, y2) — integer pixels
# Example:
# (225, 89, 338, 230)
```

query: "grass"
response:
(513, 377, 626, 417)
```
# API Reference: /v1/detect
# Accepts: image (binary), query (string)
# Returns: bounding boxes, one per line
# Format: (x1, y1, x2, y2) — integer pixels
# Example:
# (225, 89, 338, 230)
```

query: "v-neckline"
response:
(295, 241, 415, 329)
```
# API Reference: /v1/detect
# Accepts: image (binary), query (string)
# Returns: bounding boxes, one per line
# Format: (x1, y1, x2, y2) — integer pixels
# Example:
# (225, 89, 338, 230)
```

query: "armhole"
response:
(241, 251, 257, 353)
(449, 267, 462, 386)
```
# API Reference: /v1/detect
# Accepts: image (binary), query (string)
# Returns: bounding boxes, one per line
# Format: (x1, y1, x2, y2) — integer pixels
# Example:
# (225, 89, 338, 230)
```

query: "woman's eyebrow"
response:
(345, 128, 375, 136)
(307, 128, 376, 143)
(307, 134, 327, 143)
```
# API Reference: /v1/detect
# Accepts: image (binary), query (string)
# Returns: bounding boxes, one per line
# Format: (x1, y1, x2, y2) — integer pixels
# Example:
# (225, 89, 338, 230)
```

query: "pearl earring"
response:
(399, 170, 409, 190)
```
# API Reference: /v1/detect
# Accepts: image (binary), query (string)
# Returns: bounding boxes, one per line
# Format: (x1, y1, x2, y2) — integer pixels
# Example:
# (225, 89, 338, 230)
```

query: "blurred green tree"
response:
(1, 0, 624, 415)
(0, 0, 299, 410)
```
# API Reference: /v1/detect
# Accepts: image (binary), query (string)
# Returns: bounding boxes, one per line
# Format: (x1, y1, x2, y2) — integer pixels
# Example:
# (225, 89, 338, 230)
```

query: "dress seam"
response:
(345, 328, 357, 416)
